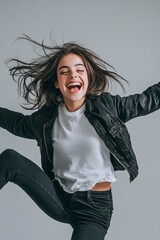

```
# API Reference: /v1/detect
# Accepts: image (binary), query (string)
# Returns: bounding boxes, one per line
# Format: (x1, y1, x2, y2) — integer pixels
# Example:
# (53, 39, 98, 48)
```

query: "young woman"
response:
(0, 36, 160, 240)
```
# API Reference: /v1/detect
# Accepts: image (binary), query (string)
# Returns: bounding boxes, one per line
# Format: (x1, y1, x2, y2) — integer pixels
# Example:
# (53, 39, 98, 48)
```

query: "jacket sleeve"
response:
(0, 107, 39, 139)
(109, 82, 160, 123)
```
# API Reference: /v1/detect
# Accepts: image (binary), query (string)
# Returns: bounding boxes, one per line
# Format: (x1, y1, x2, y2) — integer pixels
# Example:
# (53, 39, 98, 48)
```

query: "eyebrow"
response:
(58, 63, 85, 71)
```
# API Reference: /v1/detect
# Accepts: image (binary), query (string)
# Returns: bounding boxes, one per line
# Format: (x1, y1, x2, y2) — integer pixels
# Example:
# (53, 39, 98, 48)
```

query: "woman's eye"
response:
(60, 71, 68, 75)
(77, 69, 84, 72)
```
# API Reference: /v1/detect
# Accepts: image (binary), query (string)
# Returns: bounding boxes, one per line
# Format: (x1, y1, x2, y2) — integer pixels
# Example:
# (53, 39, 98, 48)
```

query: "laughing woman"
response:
(0, 36, 160, 240)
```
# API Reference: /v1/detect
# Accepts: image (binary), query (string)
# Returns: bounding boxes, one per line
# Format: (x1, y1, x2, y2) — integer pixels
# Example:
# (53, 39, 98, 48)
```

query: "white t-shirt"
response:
(52, 103, 117, 193)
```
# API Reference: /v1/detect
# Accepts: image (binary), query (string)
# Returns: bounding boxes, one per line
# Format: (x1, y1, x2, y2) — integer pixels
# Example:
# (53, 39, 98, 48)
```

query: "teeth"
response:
(67, 82, 81, 88)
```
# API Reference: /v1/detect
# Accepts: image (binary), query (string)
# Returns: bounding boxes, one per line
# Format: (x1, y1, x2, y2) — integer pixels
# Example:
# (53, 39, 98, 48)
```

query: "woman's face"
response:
(56, 53, 89, 111)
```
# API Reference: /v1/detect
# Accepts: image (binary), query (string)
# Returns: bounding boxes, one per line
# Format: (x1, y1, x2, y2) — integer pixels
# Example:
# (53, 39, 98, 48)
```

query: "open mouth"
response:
(67, 82, 82, 93)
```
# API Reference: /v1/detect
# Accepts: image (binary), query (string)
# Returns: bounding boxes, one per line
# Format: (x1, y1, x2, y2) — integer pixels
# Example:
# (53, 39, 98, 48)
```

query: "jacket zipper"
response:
(43, 124, 53, 164)
(109, 150, 127, 171)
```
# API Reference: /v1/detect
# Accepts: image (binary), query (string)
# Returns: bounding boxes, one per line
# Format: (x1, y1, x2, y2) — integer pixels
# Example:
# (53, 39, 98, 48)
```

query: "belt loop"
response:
(87, 190, 91, 200)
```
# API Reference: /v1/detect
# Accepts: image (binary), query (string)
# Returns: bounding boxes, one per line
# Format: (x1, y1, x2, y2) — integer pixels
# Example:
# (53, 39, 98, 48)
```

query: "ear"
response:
(55, 80, 59, 89)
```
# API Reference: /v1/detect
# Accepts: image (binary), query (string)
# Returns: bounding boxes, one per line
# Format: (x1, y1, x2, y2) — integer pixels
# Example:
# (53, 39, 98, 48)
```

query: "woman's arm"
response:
(110, 82, 160, 122)
(0, 107, 38, 139)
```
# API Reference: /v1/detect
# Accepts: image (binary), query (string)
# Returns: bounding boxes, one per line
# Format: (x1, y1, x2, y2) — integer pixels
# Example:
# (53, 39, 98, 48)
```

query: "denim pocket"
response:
(87, 190, 112, 212)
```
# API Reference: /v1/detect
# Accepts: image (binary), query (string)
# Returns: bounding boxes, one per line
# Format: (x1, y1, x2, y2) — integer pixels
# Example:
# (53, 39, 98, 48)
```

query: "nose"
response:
(70, 70, 77, 79)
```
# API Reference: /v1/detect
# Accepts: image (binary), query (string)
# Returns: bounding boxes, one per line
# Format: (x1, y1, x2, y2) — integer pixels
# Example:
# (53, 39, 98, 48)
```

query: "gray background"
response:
(0, 0, 160, 239)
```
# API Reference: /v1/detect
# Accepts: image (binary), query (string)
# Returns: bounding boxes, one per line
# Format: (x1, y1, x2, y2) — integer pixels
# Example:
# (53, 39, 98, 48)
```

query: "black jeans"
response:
(0, 149, 113, 240)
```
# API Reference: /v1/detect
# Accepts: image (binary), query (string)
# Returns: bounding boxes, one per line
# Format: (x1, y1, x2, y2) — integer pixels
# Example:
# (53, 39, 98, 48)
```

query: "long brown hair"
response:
(8, 35, 127, 109)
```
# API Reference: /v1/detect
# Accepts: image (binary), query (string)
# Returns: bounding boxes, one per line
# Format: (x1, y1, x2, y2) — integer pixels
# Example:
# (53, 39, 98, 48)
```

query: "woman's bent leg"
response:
(0, 149, 68, 223)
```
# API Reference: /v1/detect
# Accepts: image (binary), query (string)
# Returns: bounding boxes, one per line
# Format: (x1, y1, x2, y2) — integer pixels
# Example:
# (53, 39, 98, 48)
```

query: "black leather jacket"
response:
(0, 82, 160, 182)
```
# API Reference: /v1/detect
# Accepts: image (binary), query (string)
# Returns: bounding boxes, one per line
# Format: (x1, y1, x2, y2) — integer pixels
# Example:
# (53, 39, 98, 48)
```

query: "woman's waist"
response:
(91, 181, 111, 191)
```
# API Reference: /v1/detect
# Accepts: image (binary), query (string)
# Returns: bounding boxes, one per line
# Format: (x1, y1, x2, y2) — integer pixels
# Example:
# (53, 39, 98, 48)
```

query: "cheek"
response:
(55, 75, 64, 89)
(85, 76, 89, 88)
(55, 79, 66, 91)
